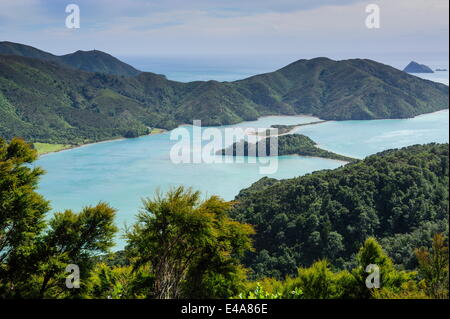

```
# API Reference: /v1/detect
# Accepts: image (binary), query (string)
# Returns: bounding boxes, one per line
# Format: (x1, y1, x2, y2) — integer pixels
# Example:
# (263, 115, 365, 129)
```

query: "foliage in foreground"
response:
(0, 138, 117, 298)
(125, 187, 255, 299)
(0, 138, 448, 299)
(240, 235, 448, 299)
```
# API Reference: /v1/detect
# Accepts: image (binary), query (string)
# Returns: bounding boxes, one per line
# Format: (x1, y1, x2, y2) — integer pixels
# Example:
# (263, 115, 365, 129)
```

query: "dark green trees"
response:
(0, 138, 117, 298)
(239, 236, 443, 299)
(231, 143, 449, 278)
(125, 187, 255, 299)
(35, 203, 117, 298)
(0, 138, 49, 296)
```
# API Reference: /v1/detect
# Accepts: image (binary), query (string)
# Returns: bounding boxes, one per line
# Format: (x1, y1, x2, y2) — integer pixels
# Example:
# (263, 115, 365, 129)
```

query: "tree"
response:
(125, 186, 255, 299)
(35, 203, 118, 298)
(415, 233, 449, 299)
(86, 263, 153, 299)
(293, 260, 348, 299)
(0, 138, 49, 297)
(230, 143, 449, 278)
(350, 237, 413, 299)
(0, 138, 118, 298)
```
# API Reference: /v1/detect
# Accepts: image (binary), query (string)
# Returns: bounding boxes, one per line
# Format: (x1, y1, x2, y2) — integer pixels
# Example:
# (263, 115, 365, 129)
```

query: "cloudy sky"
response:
(0, 0, 448, 66)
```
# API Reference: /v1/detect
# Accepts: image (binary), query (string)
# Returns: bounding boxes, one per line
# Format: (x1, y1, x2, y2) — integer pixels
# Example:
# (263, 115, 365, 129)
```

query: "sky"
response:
(0, 0, 448, 72)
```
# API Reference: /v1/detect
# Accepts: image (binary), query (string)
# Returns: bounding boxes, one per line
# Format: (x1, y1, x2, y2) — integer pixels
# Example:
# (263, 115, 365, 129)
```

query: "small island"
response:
(403, 61, 434, 73)
(217, 134, 356, 162)
(435, 68, 448, 72)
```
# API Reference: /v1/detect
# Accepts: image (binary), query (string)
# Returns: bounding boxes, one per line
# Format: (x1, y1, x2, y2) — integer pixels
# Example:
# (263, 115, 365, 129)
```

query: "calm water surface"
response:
(35, 109, 449, 248)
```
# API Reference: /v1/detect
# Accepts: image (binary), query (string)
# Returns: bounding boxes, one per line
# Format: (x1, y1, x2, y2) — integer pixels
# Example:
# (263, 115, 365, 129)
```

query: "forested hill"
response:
(0, 41, 140, 76)
(237, 57, 448, 120)
(230, 143, 449, 279)
(0, 43, 448, 144)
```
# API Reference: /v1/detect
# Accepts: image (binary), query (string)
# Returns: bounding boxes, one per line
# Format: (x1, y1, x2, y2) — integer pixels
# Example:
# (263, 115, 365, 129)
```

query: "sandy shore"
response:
(38, 129, 168, 156)
(248, 120, 329, 137)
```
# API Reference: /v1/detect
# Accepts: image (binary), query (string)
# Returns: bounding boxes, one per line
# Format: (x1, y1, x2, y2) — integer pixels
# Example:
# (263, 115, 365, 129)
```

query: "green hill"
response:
(236, 57, 448, 120)
(0, 41, 59, 62)
(0, 41, 140, 76)
(0, 43, 448, 144)
(58, 50, 141, 76)
(229, 143, 449, 278)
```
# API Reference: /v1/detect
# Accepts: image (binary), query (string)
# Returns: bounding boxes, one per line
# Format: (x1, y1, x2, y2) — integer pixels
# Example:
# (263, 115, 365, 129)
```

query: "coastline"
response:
(248, 120, 329, 137)
(37, 129, 168, 157)
(36, 113, 322, 156)
(36, 108, 449, 157)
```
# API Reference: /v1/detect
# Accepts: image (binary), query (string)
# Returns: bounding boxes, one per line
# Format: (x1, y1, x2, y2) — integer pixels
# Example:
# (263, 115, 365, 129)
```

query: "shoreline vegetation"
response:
(32, 115, 344, 159)
(33, 115, 328, 157)
(217, 133, 357, 162)
(33, 127, 167, 156)
(33, 108, 448, 159)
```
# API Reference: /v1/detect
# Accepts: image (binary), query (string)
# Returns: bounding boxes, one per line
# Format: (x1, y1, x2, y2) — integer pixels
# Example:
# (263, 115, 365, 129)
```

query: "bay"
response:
(35, 110, 449, 249)
(35, 115, 342, 248)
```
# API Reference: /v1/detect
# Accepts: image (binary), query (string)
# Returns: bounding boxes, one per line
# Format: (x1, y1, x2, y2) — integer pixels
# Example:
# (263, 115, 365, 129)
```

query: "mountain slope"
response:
(236, 57, 448, 120)
(0, 41, 59, 62)
(0, 48, 448, 144)
(59, 50, 141, 76)
(230, 143, 449, 278)
(0, 41, 140, 76)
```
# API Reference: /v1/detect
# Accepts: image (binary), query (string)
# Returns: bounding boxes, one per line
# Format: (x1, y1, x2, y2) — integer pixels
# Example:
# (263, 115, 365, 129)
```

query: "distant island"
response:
(436, 68, 448, 72)
(0, 42, 448, 147)
(403, 61, 434, 73)
(217, 134, 356, 162)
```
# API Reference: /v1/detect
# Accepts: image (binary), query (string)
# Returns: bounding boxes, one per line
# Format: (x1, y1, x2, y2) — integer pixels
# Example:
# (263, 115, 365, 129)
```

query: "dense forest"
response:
(230, 143, 449, 278)
(218, 134, 356, 162)
(1, 42, 448, 145)
(0, 138, 448, 299)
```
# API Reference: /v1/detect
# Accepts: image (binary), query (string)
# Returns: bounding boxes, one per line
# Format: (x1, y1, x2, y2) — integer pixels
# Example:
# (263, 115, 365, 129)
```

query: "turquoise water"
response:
(35, 115, 343, 247)
(35, 110, 449, 249)
(294, 109, 449, 159)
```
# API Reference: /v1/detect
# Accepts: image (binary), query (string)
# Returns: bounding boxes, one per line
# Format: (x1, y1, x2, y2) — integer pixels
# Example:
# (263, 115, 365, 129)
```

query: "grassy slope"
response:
(33, 142, 73, 155)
